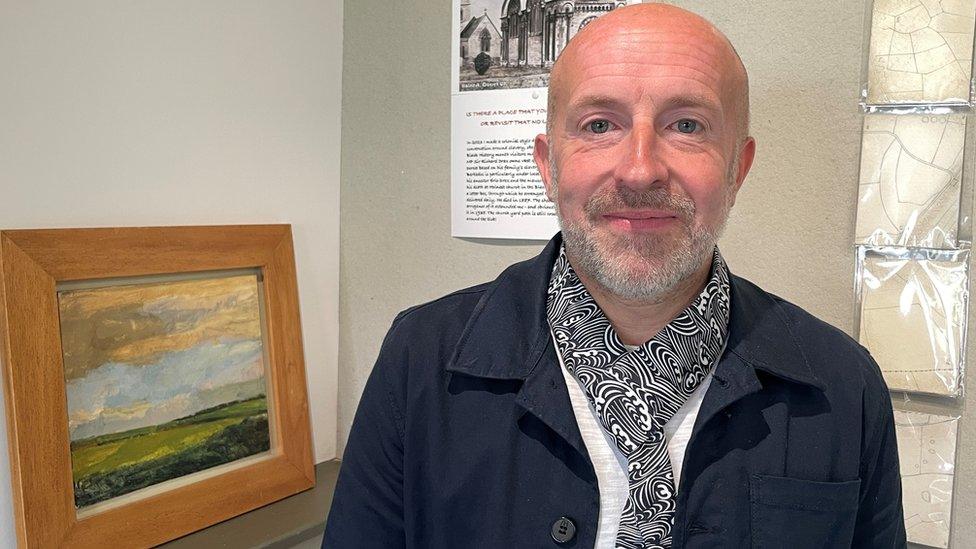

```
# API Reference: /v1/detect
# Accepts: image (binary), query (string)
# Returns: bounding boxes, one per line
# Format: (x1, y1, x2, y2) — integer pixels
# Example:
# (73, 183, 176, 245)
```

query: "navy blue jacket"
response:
(324, 235, 906, 548)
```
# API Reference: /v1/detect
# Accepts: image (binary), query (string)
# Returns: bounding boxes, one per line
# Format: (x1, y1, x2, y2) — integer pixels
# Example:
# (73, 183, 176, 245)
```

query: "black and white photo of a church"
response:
(459, 0, 627, 91)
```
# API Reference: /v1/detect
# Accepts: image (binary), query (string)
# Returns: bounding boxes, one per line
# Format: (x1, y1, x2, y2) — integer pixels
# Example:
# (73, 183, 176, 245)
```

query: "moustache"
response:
(583, 187, 696, 222)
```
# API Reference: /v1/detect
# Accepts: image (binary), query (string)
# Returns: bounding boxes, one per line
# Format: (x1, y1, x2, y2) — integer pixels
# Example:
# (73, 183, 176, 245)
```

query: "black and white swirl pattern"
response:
(546, 245, 731, 549)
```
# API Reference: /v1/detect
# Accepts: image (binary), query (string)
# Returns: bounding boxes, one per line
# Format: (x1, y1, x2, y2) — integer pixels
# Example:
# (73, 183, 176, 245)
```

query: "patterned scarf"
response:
(546, 245, 731, 548)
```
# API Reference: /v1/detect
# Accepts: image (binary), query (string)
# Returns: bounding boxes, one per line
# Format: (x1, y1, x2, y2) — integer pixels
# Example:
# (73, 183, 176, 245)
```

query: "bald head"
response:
(547, 3, 750, 142)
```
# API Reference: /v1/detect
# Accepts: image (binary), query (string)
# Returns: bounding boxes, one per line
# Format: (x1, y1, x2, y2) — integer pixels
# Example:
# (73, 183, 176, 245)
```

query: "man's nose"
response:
(613, 123, 668, 190)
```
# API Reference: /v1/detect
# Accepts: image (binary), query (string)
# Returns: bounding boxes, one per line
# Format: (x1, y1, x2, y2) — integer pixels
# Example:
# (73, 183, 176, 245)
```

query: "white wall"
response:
(0, 2, 343, 545)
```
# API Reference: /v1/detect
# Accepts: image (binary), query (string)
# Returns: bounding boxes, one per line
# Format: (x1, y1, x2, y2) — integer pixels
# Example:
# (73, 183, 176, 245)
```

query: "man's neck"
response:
(573, 258, 713, 346)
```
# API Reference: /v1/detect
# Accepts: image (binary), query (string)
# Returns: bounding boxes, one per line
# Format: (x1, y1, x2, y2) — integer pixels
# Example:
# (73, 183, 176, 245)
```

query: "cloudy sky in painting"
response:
(58, 275, 268, 441)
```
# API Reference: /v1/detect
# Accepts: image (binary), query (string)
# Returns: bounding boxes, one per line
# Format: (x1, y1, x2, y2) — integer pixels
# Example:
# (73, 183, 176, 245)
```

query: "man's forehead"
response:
(572, 24, 729, 59)
(558, 31, 733, 105)
(558, 3, 735, 59)
(571, 30, 728, 82)
(565, 88, 724, 117)
(555, 25, 737, 91)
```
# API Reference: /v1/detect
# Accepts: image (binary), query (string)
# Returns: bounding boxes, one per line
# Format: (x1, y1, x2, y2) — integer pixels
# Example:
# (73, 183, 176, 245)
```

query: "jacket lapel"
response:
(513, 343, 590, 460)
(693, 274, 826, 430)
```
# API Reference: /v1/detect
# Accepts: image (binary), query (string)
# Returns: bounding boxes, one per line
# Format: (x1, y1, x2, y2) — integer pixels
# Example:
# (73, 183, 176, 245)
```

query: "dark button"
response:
(550, 516, 576, 544)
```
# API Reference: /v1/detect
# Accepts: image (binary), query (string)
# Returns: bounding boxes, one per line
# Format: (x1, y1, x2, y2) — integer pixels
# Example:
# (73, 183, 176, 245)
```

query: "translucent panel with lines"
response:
(867, 0, 976, 105)
(856, 247, 969, 396)
(855, 114, 965, 248)
(895, 409, 958, 548)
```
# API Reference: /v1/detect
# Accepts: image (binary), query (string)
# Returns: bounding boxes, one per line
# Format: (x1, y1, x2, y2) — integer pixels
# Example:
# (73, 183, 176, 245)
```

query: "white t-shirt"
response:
(552, 335, 718, 548)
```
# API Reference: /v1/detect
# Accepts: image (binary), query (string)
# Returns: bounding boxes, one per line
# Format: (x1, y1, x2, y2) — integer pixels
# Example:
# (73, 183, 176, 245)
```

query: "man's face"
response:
(535, 15, 755, 301)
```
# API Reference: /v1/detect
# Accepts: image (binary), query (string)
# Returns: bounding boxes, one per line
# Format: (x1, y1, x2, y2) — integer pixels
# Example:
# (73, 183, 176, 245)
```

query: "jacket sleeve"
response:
(322, 322, 407, 549)
(851, 380, 907, 547)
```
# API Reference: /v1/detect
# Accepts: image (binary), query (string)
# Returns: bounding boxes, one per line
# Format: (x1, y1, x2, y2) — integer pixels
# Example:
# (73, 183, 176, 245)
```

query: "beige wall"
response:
(0, 2, 343, 545)
(340, 0, 974, 545)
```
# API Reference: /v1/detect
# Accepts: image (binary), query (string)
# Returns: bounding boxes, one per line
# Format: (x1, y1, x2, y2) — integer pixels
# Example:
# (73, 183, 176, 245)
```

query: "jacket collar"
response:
(445, 233, 824, 391)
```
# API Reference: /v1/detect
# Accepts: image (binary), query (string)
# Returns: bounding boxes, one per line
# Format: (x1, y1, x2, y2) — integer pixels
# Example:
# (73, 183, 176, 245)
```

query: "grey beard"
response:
(558, 209, 722, 302)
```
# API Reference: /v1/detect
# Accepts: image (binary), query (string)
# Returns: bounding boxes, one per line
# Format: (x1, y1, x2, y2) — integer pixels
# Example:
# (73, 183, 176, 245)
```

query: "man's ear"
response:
(729, 136, 756, 206)
(534, 133, 556, 202)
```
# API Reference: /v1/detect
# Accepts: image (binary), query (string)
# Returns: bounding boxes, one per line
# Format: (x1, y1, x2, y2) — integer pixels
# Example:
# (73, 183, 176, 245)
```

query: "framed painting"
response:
(0, 225, 314, 548)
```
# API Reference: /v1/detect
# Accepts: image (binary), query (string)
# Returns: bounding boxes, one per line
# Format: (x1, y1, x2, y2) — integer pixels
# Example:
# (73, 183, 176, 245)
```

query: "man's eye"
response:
(675, 119, 700, 134)
(587, 120, 612, 134)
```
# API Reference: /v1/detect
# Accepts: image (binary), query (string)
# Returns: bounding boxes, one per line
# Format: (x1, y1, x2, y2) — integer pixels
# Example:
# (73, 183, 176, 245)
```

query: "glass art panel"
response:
(857, 247, 969, 396)
(895, 409, 958, 548)
(855, 114, 965, 248)
(866, 0, 976, 106)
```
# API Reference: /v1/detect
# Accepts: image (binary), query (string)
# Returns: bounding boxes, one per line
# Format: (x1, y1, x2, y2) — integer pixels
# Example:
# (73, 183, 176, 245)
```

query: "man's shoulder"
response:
(731, 275, 886, 394)
(383, 247, 551, 349)
(388, 280, 494, 339)
(369, 253, 550, 402)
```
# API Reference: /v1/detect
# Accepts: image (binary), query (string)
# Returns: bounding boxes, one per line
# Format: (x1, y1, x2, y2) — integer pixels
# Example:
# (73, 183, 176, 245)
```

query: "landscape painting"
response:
(57, 273, 272, 509)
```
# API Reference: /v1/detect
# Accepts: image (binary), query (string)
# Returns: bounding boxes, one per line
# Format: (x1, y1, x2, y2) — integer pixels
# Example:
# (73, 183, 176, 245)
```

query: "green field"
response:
(71, 396, 270, 508)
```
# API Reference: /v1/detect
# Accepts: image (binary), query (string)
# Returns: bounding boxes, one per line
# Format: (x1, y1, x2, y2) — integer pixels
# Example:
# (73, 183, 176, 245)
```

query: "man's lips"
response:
(602, 210, 680, 230)
(604, 210, 677, 220)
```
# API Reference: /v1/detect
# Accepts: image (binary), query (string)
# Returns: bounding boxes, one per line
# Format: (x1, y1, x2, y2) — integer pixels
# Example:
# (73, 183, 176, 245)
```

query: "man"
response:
(325, 4, 905, 548)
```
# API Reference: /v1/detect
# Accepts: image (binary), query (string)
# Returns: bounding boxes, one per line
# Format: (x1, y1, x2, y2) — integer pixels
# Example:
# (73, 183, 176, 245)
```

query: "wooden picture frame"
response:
(0, 225, 315, 548)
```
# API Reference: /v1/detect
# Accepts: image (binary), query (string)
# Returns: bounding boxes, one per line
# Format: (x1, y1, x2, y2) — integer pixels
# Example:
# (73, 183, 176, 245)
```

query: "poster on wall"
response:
(450, 0, 633, 239)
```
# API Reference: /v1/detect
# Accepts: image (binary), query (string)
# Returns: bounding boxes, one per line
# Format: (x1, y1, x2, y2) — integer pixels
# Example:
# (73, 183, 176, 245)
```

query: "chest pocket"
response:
(749, 474, 861, 548)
